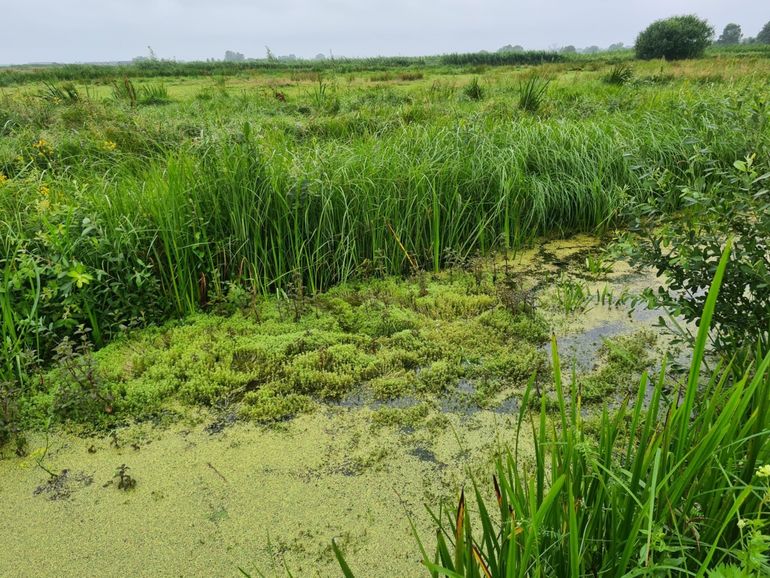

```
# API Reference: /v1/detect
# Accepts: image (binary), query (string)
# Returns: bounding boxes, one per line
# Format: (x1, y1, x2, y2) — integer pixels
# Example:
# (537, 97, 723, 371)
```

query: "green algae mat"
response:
(0, 237, 678, 577)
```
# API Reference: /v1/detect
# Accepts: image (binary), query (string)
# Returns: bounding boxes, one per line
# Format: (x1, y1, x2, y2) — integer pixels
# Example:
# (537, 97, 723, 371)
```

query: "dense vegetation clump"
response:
(635, 15, 714, 60)
(0, 50, 566, 88)
(4, 270, 553, 434)
(3, 65, 768, 385)
(440, 51, 563, 66)
(717, 23, 743, 45)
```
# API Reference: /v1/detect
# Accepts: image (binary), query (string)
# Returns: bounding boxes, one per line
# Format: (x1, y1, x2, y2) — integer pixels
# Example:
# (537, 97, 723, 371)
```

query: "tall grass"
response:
(604, 64, 634, 85)
(138, 83, 171, 105)
(102, 120, 640, 314)
(112, 77, 137, 106)
(1, 46, 767, 88)
(337, 243, 770, 576)
(518, 76, 550, 112)
(1, 72, 768, 371)
(0, 58, 428, 87)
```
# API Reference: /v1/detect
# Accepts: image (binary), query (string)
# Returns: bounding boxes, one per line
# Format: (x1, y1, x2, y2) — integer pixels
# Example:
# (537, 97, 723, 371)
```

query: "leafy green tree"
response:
(758, 21, 770, 44)
(717, 23, 742, 45)
(635, 15, 714, 60)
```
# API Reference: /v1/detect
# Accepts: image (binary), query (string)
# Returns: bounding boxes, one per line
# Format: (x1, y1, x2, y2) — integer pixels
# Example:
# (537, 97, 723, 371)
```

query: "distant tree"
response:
(635, 15, 714, 60)
(314, 53, 327, 61)
(224, 50, 245, 62)
(560, 45, 577, 54)
(607, 42, 625, 51)
(717, 23, 742, 45)
(582, 45, 600, 54)
(498, 44, 524, 53)
(758, 21, 770, 44)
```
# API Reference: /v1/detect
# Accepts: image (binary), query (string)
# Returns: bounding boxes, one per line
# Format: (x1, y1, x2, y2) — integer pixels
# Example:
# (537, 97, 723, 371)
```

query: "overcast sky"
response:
(2, 0, 768, 64)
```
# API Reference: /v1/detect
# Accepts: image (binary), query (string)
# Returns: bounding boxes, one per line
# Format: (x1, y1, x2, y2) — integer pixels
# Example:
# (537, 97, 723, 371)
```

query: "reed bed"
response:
(1, 64, 768, 375)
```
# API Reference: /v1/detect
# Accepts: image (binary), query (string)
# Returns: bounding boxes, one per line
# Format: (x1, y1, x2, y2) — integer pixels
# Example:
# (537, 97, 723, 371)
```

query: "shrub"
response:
(631, 153, 770, 356)
(635, 15, 714, 60)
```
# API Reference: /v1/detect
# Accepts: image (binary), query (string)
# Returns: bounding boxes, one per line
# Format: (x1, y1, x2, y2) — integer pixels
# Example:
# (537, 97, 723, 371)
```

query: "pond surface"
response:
(0, 235, 681, 577)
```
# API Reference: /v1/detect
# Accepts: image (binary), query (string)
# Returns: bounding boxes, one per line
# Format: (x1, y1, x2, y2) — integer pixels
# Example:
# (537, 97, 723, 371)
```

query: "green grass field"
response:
(3, 55, 768, 356)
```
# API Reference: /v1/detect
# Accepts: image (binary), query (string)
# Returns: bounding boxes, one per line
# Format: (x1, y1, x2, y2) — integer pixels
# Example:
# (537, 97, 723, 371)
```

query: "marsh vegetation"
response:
(1, 48, 769, 577)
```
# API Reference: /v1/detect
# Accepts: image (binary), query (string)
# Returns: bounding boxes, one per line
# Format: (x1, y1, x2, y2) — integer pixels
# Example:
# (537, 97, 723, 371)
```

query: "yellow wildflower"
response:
(37, 198, 51, 213)
(39, 185, 50, 197)
(757, 464, 770, 478)
(102, 140, 117, 151)
(32, 138, 54, 157)
(0, 173, 7, 185)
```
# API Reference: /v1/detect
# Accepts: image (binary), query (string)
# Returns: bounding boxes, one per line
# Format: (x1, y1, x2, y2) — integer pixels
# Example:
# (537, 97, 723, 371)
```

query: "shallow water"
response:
(0, 235, 680, 577)
(0, 409, 533, 577)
